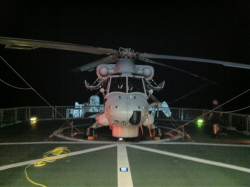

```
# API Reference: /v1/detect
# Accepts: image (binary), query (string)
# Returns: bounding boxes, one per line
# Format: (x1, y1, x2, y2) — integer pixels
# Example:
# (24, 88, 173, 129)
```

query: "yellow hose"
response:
(24, 147, 70, 187)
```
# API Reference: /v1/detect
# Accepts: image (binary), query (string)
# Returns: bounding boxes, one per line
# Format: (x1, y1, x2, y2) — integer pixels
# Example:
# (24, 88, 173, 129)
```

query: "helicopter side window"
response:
(109, 77, 126, 93)
(128, 77, 144, 93)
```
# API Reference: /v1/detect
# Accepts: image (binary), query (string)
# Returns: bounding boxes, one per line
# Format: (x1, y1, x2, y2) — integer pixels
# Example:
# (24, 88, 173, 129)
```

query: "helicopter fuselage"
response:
(105, 76, 149, 137)
(86, 58, 160, 138)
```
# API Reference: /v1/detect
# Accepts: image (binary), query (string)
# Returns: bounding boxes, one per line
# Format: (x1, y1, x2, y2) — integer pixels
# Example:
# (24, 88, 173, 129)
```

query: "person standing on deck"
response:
(207, 99, 223, 138)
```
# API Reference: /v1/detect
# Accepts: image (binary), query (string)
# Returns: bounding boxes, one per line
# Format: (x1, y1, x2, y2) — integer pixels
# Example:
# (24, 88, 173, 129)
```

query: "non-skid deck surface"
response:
(0, 119, 250, 187)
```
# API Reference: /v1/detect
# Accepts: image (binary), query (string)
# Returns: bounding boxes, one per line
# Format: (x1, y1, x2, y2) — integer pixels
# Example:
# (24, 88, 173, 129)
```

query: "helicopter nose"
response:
(105, 93, 148, 125)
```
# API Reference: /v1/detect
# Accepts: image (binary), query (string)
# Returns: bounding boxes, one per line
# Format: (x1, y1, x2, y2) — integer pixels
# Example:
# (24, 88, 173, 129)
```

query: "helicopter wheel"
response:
(86, 128, 95, 140)
(153, 128, 162, 138)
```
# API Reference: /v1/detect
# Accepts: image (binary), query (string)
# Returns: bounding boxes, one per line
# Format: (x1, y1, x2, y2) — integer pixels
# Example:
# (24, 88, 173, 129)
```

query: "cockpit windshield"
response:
(108, 76, 145, 93)
(128, 77, 144, 93)
(109, 77, 126, 93)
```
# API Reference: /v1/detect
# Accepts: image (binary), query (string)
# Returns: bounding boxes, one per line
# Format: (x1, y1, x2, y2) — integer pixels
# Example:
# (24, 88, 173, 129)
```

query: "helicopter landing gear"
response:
(86, 127, 94, 136)
(85, 121, 101, 140)
(152, 127, 162, 140)
(86, 127, 96, 140)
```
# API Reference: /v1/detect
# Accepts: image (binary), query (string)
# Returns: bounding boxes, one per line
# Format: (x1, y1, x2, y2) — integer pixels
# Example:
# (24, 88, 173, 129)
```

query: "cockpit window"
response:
(128, 77, 145, 93)
(109, 77, 126, 93)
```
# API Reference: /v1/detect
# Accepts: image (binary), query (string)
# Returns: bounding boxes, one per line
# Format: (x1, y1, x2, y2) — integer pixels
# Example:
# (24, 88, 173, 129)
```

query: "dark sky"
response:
(0, 1, 250, 112)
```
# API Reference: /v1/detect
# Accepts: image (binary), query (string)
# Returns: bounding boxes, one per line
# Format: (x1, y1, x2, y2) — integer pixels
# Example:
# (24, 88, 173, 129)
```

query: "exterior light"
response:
(198, 119, 203, 123)
(197, 119, 203, 127)
(30, 117, 37, 123)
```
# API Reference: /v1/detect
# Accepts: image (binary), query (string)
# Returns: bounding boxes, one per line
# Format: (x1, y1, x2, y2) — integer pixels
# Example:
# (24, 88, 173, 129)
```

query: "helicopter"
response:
(0, 36, 250, 139)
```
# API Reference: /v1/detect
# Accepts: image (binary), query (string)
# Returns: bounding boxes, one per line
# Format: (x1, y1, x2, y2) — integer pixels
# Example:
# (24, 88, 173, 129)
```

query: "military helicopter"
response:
(0, 37, 250, 139)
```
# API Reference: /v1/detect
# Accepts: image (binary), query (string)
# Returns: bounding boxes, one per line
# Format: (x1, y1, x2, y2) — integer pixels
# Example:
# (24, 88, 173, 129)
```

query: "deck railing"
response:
(0, 106, 249, 134)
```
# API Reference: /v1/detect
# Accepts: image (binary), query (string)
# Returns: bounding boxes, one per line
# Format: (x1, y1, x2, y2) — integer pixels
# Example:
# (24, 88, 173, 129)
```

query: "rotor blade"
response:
(141, 53, 250, 70)
(138, 57, 216, 83)
(0, 36, 118, 55)
(72, 55, 118, 72)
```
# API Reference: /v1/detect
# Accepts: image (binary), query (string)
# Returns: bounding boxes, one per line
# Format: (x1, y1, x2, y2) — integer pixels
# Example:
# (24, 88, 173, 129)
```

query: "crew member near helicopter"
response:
(207, 99, 223, 138)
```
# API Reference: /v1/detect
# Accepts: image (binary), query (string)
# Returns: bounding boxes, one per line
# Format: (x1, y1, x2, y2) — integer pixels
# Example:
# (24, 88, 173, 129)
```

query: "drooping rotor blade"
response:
(0, 36, 118, 55)
(72, 55, 118, 72)
(141, 53, 250, 70)
(138, 57, 216, 83)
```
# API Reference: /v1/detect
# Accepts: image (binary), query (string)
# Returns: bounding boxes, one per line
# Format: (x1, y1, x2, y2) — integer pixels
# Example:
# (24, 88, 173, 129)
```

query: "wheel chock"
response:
(154, 137, 160, 140)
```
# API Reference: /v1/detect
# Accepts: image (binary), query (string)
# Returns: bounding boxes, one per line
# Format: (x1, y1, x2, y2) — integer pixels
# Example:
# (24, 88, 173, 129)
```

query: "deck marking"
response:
(128, 144, 250, 173)
(117, 143, 133, 187)
(137, 135, 183, 144)
(1, 140, 249, 147)
(137, 141, 250, 147)
(0, 144, 116, 171)
(0, 141, 115, 145)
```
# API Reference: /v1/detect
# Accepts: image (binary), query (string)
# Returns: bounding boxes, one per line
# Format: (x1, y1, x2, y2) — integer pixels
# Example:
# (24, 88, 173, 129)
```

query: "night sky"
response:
(0, 1, 250, 113)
